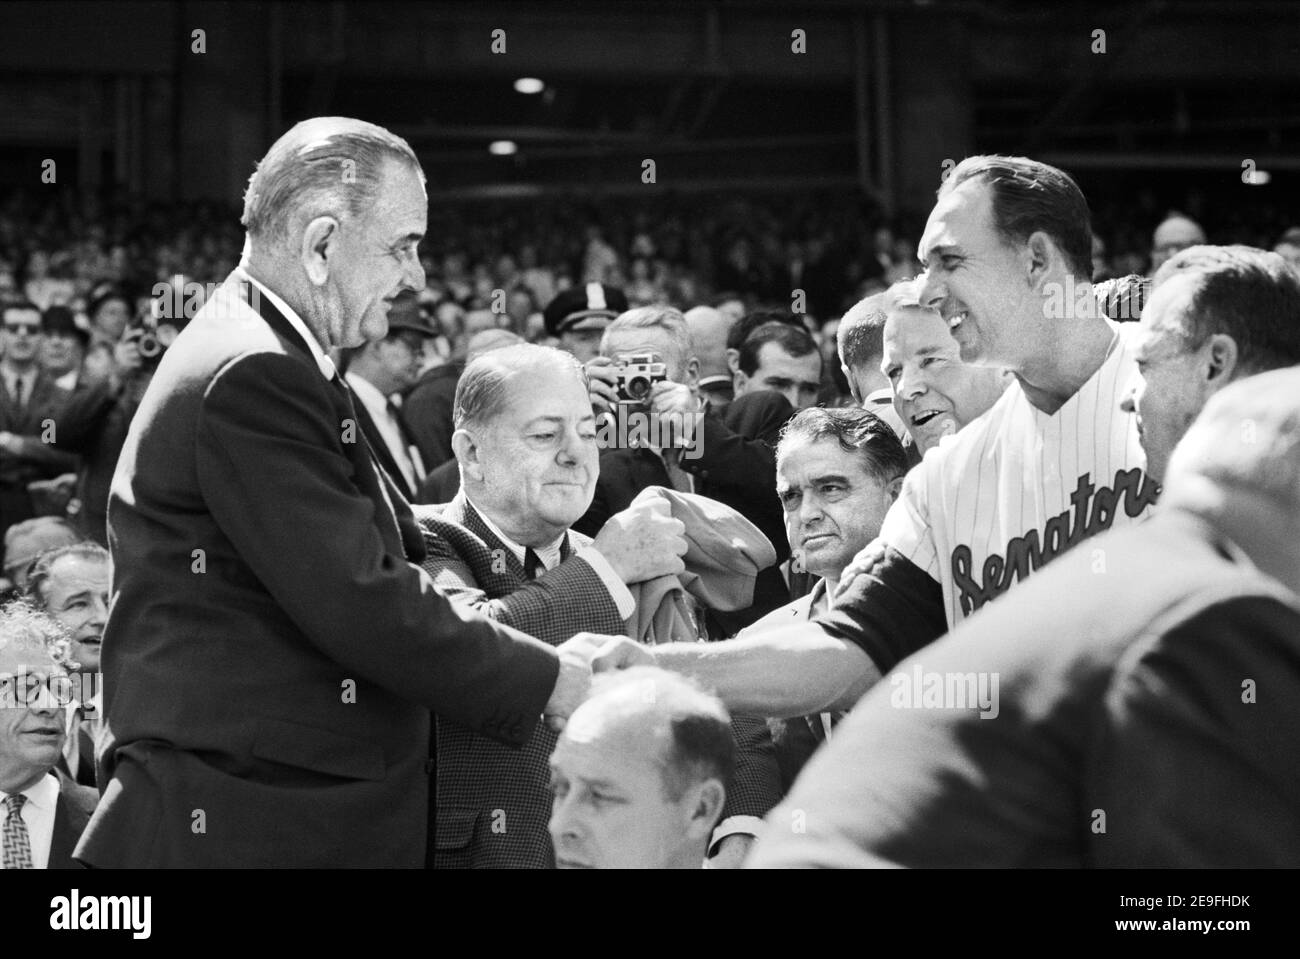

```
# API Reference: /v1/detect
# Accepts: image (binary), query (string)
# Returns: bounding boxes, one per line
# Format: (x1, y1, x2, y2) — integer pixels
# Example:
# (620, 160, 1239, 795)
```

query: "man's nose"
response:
(89, 596, 109, 627)
(548, 795, 582, 843)
(897, 365, 927, 402)
(919, 272, 946, 311)
(798, 494, 825, 526)
(402, 253, 425, 293)
(1120, 390, 1136, 414)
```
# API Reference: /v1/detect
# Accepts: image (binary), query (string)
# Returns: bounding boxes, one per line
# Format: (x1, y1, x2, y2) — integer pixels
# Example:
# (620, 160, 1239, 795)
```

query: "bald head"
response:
(1151, 215, 1207, 273)
(684, 306, 732, 380)
(454, 343, 585, 433)
(549, 667, 731, 869)
(1162, 366, 1300, 594)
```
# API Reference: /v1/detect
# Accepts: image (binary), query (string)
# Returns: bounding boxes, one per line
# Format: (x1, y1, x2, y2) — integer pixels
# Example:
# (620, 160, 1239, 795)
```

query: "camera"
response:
(613, 352, 668, 404)
(124, 315, 180, 368)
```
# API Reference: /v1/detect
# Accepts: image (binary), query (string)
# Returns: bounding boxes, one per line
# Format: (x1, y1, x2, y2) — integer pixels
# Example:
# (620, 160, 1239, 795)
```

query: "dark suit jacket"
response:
(48, 771, 98, 870)
(75, 272, 560, 868)
(417, 494, 626, 868)
(0, 369, 80, 544)
(402, 363, 461, 473)
(416, 456, 461, 505)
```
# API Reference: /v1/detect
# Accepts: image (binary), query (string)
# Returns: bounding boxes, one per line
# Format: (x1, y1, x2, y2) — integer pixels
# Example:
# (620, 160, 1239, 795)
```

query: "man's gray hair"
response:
(241, 116, 424, 245)
(837, 277, 926, 370)
(453, 343, 585, 432)
(0, 600, 70, 673)
(600, 306, 693, 365)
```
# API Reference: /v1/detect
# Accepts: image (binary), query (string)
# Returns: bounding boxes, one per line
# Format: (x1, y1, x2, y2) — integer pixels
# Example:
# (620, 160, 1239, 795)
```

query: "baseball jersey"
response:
(818, 319, 1159, 670)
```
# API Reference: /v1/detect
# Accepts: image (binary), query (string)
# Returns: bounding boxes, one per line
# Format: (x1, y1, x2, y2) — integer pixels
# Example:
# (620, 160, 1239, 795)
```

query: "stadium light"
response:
(489, 140, 518, 156)
(514, 77, 545, 95)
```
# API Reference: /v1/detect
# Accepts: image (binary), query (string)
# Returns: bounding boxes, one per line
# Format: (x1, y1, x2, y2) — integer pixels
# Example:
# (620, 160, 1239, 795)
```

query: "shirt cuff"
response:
(709, 815, 766, 855)
(576, 546, 636, 621)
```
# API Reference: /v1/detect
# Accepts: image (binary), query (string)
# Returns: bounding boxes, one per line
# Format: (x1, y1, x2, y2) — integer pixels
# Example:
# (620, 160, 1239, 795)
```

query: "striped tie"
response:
(2, 794, 33, 869)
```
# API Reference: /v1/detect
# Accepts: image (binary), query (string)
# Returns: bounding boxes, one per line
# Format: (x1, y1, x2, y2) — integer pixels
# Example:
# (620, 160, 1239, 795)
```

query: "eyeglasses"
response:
(3, 322, 41, 335)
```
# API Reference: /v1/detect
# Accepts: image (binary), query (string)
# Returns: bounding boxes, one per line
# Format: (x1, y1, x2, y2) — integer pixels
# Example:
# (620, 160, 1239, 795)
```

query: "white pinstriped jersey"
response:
(874, 319, 1158, 626)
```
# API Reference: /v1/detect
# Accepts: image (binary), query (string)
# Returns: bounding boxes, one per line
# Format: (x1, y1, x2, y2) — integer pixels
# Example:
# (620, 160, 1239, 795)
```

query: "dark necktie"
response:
(524, 547, 543, 580)
(13, 375, 27, 412)
(2, 794, 32, 870)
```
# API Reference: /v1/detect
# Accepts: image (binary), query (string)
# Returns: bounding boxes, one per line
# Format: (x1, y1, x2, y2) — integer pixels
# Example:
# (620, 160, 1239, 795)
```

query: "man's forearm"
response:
(650, 623, 881, 718)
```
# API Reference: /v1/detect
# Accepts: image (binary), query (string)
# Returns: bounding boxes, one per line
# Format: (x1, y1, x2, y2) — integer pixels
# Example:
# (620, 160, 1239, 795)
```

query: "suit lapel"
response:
(351, 396, 417, 501)
(452, 495, 529, 586)
(48, 774, 89, 869)
(232, 274, 425, 562)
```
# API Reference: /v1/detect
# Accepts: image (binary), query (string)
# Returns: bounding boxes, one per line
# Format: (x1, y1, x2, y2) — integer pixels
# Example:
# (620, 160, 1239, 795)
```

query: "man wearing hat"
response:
(543, 282, 629, 364)
(39, 306, 89, 392)
(0, 517, 82, 599)
(340, 291, 437, 501)
(0, 300, 79, 554)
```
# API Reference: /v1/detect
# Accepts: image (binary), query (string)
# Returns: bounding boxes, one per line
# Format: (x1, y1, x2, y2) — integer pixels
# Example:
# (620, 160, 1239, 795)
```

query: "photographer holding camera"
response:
(579, 306, 794, 634)
(50, 286, 191, 546)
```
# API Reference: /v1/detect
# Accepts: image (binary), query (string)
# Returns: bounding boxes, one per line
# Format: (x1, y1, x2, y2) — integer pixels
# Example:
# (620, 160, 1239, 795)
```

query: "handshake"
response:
(543, 633, 655, 730)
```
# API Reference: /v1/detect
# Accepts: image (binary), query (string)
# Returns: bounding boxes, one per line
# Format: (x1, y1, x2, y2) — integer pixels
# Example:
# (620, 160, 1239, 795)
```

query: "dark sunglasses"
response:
(3, 322, 41, 334)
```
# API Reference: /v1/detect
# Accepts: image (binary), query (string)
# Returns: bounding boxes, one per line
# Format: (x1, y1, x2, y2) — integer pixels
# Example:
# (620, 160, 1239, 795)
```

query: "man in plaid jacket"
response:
(417, 343, 780, 867)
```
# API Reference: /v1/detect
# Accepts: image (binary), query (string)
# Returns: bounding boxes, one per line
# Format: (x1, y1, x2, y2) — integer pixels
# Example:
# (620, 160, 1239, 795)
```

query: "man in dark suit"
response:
(580, 306, 797, 633)
(73, 117, 633, 868)
(341, 292, 435, 501)
(0, 300, 80, 556)
(415, 343, 690, 867)
(1, 602, 98, 869)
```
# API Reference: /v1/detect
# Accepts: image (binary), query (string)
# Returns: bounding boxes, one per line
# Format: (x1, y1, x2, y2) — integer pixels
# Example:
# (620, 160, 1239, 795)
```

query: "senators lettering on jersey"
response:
(951, 467, 1160, 615)
(820, 321, 1156, 673)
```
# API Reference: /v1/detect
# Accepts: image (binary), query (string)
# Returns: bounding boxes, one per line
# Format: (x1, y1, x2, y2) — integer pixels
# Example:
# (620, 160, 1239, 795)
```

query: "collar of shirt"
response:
(464, 494, 566, 571)
(1, 771, 59, 811)
(344, 371, 395, 421)
(234, 266, 337, 380)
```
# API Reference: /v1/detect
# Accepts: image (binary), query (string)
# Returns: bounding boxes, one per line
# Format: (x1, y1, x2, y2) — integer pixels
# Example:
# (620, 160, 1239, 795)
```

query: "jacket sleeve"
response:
(418, 522, 625, 644)
(194, 351, 560, 746)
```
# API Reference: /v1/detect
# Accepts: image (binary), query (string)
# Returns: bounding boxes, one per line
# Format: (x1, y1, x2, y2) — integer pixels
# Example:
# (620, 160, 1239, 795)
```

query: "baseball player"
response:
(621, 156, 1158, 717)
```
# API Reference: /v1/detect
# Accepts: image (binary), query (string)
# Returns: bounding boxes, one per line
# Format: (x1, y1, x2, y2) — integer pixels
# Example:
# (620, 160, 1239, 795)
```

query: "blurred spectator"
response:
(39, 307, 89, 392)
(407, 328, 523, 481)
(1149, 212, 1207, 275)
(0, 518, 81, 599)
(1273, 227, 1300, 272)
(340, 294, 436, 501)
(548, 667, 731, 869)
(733, 321, 823, 412)
(0, 301, 80, 553)
(683, 305, 735, 412)
(543, 283, 629, 364)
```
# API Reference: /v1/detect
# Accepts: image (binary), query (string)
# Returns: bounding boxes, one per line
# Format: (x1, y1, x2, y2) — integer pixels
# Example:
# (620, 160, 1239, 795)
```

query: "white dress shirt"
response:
(466, 495, 635, 620)
(345, 372, 420, 491)
(63, 689, 103, 783)
(235, 267, 337, 380)
(1, 772, 59, 869)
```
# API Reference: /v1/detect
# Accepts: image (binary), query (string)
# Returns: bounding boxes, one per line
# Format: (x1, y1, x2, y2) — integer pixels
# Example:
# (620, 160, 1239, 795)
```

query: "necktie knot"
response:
(3, 794, 25, 815)
(524, 548, 543, 580)
(2, 793, 32, 869)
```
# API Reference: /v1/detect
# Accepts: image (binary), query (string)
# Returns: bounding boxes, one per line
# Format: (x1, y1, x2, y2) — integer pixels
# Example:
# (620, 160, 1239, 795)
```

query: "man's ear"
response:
(886, 475, 904, 503)
(726, 347, 740, 375)
(301, 216, 341, 286)
(1204, 333, 1239, 386)
(686, 778, 726, 841)
(683, 355, 700, 388)
(1024, 231, 1055, 289)
(450, 428, 483, 482)
(733, 369, 750, 397)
